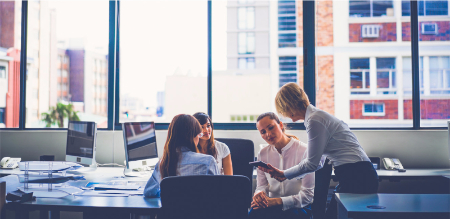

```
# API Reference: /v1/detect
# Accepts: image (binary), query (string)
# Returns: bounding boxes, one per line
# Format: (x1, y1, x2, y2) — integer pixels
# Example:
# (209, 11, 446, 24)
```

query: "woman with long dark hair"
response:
(144, 114, 219, 197)
(193, 112, 233, 175)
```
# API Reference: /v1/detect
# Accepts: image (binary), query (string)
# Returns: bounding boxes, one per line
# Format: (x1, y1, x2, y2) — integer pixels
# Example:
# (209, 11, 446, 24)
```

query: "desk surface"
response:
(336, 193, 450, 219)
(0, 167, 159, 214)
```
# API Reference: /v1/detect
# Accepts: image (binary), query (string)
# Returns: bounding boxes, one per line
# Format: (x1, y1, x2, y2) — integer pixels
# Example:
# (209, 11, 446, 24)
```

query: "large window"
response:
(25, 1, 109, 128)
(120, 1, 207, 123)
(1, 0, 447, 130)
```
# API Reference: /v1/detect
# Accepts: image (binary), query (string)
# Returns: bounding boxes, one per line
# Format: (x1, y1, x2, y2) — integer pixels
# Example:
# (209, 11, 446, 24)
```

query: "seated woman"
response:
(193, 112, 233, 175)
(250, 112, 314, 219)
(144, 114, 220, 197)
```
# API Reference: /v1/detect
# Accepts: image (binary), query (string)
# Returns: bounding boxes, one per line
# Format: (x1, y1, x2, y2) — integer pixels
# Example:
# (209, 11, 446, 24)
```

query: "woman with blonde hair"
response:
(144, 114, 219, 197)
(250, 112, 314, 219)
(259, 82, 378, 218)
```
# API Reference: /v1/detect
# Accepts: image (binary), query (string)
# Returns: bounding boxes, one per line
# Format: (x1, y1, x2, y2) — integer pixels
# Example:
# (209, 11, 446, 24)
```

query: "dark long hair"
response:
(160, 114, 202, 178)
(256, 112, 299, 140)
(193, 112, 217, 159)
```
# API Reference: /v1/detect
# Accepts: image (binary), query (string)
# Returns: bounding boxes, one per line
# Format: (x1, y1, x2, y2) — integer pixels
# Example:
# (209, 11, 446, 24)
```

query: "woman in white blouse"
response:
(193, 112, 233, 175)
(260, 82, 378, 218)
(250, 112, 313, 219)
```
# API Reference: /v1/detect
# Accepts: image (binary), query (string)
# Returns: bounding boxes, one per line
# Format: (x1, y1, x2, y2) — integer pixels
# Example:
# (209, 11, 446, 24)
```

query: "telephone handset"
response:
(382, 158, 406, 172)
(0, 157, 21, 169)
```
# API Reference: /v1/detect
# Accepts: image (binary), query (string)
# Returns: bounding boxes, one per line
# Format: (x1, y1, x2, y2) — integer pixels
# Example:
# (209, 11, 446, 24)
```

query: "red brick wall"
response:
(402, 21, 450, 41)
(298, 56, 304, 86)
(316, 0, 333, 47)
(0, 2, 15, 48)
(350, 100, 398, 119)
(349, 23, 397, 42)
(297, 0, 303, 47)
(317, 55, 335, 115)
(404, 99, 450, 119)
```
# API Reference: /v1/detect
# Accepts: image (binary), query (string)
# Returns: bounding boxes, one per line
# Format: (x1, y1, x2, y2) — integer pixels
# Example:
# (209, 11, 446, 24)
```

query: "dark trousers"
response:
(326, 161, 379, 219)
(249, 204, 312, 219)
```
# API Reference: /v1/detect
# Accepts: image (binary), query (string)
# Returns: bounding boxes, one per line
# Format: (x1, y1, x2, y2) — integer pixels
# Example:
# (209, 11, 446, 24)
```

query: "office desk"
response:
(336, 193, 450, 219)
(253, 168, 450, 181)
(0, 167, 158, 219)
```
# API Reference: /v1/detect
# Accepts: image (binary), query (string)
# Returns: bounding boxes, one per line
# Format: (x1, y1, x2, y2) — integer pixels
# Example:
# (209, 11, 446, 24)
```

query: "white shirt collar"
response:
(270, 137, 296, 154)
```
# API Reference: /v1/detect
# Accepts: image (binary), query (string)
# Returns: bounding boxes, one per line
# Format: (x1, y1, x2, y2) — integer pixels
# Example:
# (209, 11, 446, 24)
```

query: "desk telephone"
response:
(382, 158, 406, 172)
(1, 157, 21, 169)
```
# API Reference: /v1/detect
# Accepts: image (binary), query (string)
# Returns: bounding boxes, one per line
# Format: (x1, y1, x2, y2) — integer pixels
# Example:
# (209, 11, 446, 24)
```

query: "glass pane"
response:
(319, 0, 412, 127)
(349, 0, 370, 17)
(212, 0, 302, 123)
(425, 0, 448, 15)
(0, 1, 21, 128)
(372, 0, 394, 17)
(120, 1, 207, 123)
(419, 7, 450, 127)
(26, 1, 109, 128)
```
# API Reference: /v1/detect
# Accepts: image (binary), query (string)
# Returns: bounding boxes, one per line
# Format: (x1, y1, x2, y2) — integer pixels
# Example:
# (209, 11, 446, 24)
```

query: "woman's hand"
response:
(252, 191, 268, 209)
(258, 163, 287, 182)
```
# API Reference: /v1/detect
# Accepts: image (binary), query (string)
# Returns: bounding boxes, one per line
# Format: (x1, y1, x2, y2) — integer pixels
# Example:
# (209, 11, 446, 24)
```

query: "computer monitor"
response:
(66, 121, 97, 167)
(448, 121, 450, 160)
(123, 122, 158, 174)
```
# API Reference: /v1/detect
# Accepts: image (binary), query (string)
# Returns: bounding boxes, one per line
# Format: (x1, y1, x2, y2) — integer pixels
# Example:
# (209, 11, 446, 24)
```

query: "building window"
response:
(278, 33, 296, 48)
(279, 56, 297, 87)
(403, 57, 424, 95)
(0, 108, 5, 124)
(350, 58, 370, 95)
(278, 15, 296, 31)
(402, 0, 449, 16)
(278, 0, 296, 48)
(349, 0, 394, 17)
(238, 32, 255, 54)
(376, 58, 396, 95)
(429, 56, 450, 94)
(363, 103, 385, 116)
(238, 57, 255, 69)
(238, 7, 255, 29)
(0, 66, 6, 79)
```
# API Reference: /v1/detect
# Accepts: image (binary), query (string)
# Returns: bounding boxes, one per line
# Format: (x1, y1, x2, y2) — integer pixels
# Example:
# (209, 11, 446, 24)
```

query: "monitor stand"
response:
(123, 167, 152, 177)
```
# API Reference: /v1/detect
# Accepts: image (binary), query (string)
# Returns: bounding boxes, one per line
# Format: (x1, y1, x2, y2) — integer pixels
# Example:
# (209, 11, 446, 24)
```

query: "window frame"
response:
(1, 0, 445, 131)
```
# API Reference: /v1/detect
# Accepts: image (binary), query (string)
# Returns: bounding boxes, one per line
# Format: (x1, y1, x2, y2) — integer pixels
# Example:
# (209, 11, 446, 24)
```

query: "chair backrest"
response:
(215, 138, 254, 182)
(0, 181, 5, 219)
(160, 175, 251, 219)
(311, 158, 332, 219)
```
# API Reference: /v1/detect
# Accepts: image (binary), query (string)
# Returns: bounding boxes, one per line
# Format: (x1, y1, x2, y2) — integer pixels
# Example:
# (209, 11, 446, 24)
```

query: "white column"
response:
(423, 56, 430, 95)
(397, 56, 404, 120)
(394, 0, 402, 43)
(370, 57, 377, 96)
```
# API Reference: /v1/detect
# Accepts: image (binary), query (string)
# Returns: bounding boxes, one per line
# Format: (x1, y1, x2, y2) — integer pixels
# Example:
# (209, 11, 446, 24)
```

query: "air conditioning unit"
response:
(422, 23, 438, 35)
(361, 25, 380, 38)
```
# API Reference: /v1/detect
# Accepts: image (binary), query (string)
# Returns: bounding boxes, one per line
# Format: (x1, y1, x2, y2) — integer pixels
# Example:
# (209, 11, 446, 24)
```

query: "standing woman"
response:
(193, 112, 233, 175)
(259, 82, 378, 217)
(144, 114, 219, 197)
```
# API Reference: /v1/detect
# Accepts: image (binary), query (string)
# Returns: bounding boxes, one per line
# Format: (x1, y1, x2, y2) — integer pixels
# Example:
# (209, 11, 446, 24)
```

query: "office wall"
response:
(0, 129, 449, 168)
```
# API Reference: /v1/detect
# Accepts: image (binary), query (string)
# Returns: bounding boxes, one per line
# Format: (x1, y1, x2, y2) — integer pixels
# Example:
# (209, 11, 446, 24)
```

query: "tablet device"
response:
(249, 161, 269, 169)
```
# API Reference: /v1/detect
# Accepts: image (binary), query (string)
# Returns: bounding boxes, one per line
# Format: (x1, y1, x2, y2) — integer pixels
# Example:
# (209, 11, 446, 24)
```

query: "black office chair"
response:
(311, 158, 332, 219)
(160, 175, 251, 219)
(215, 138, 254, 182)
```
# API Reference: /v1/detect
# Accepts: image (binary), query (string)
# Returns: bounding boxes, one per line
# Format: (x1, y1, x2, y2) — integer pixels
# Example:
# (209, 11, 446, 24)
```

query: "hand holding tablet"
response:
(249, 161, 269, 169)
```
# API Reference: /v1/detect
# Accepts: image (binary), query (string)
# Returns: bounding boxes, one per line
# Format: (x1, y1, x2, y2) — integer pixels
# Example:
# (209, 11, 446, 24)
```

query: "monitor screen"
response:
(123, 122, 158, 162)
(66, 121, 96, 158)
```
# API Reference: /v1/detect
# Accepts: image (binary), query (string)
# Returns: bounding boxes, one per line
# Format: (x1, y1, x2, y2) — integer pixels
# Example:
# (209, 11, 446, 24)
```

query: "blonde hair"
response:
(256, 112, 299, 140)
(275, 82, 310, 117)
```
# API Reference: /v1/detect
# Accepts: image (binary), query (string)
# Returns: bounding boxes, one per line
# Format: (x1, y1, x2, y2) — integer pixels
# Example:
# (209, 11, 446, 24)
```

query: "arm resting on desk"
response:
(144, 163, 162, 198)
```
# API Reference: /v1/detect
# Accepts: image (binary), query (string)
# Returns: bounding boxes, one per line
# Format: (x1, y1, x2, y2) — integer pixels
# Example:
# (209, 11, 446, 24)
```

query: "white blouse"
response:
(284, 105, 370, 180)
(214, 140, 230, 175)
(255, 138, 315, 211)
